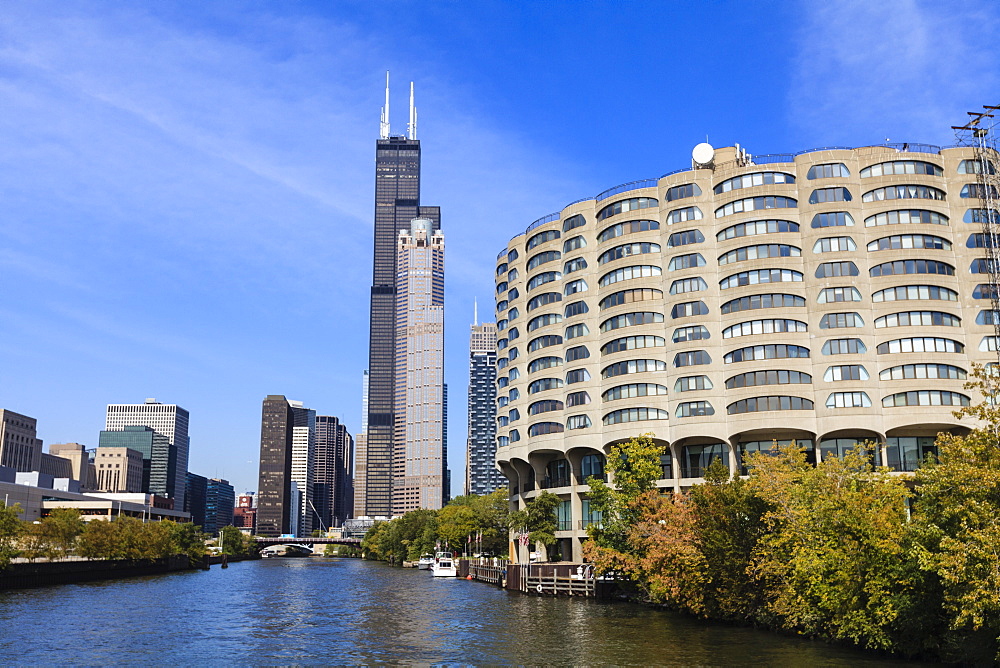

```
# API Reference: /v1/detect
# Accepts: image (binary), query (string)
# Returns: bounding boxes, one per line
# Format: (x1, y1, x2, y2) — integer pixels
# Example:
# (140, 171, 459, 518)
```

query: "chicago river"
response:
(0, 559, 928, 666)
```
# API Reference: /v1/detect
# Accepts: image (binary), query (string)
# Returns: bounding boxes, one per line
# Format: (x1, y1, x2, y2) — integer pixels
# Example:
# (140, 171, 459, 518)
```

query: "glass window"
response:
(527, 271, 561, 291)
(964, 208, 1000, 224)
(527, 313, 562, 332)
(601, 335, 666, 355)
(527, 292, 561, 312)
(807, 163, 850, 179)
(680, 443, 728, 477)
(527, 250, 561, 271)
(597, 197, 658, 221)
(864, 209, 949, 227)
(563, 235, 587, 253)
(871, 285, 958, 303)
(599, 264, 662, 287)
(824, 365, 869, 381)
(600, 288, 663, 309)
(713, 171, 795, 194)
(598, 242, 661, 265)
(667, 229, 705, 247)
(666, 206, 703, 225)
(527, 378, 563, 394)
(885, 436, 939, 472)
(816, 261, 859, 278)
(881, 391, 969, 408)
(870, 259, 954, 277)
(529, 422, 564, 437)
(564, 323, 590, 339)
(566, 391, 591, 407)
(676, 401, 715, 418)
(811, 211, 855, 228)
(673, 350, 712, 367)
(667, 253, 707, 271)
(528, 356, 562, 374)
(565, 369, 591, 384)
(728, 395, 813, 414)
(862, 185, 946, 202)
(819, 312, 864, 329)
(528, 399, 564, 415)
(672, 325, 710, 343)
(526, 229, 560, 250)
(813, 236, 857, 253)
(602, 383, 668, 401)
(724, 344, 810, 363)
(961, 183, 999, 199)
(825, 392, 871, 408)
(528, 334, 563, 352)
(674, 375, 713, 392)
(715, 195, 797, 218)
(563, 258, 588, 274)
(597, 219, 659, 243)
(718, 244, 800, 265)
(600, 311, 664, 332)
(957, 159, 997, 175)
(722, 319, 807, 338)
(817, 287, 863, 303)
(508, 249, 519, 262)
(566, 414, 592, 430)
(602, 407, 670, 425)
(670, 300, 709, 319)
(876, 337, 963, 354)
(822, 338, 866, 355)
(565, 345, 590, 362)
(879, 364, 966, 381)
(602, 359, 666, 379)
(669, 277, 709, 295)
(564, 301, 589, 318)
(721, 293, 805, 314)
(867, 234, 950, 251)
(717, 219, 798, 241)
(666, 183, 702, 201)
(809, 187, 852, 204)
(720, 268, 803, 290)
(874, 311, 960, 328)
(860, 160, 942, 178)
(562, 214, 586, 232)
(564, 279, 588, 296)
(724, 370, 812, 389)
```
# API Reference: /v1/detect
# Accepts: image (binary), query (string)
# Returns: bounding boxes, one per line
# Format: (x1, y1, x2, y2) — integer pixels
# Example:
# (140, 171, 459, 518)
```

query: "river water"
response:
(0, 558, 928, 666)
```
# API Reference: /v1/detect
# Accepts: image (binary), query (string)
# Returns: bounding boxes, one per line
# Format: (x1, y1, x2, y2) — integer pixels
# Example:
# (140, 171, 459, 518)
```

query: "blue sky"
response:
(2, 0, 997, 496)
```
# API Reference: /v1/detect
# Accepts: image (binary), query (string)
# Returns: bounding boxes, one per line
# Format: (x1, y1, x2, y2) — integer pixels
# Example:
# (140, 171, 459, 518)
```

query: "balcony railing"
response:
(578, 519, 602, 530)
(575, 473, 607, 486)
(595, 178, 660, 202)
(540, 476, 571, 489)
(556, 520, 573, 531)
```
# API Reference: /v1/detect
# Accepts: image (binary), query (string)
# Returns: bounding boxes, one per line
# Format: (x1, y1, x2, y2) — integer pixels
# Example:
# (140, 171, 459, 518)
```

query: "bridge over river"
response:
(253, 536, 362, 548)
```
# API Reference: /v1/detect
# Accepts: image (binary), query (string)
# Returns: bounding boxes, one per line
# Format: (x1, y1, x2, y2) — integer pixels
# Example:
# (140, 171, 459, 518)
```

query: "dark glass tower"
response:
(363, 126, 439, 517)
(256, 395, 294, 536)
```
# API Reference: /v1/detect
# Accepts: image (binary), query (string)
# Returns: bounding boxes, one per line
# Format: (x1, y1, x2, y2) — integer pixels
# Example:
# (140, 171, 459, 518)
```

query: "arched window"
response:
(813, 236, 857, 253)
(566, 391, 592, 406)
(725, 370, 811, 389)
(672, 325, 710, 342)
(529, 422, 565, 437)
(562, 214, 586, 232)
(864, 209, 948, 227)
(528, 399, 564, 415)
(680, 443, 727, 477)
(599, 242, 661, 265)
(862, 185, 946, 202)
(671, 300, 710, 319)
(580, 453, 605, 478)
(817, 287, 863, 303)
(721, 293, 805, 314)
(602, 359, 666, 379)
(599, 265, 662, 287)
(667, 253, 707, 271)
(565, 345, 590, 362)
(717, 219, 798, 241)
(874, 311, 960, 328)
(720, 268, 803, 290)
(666, 206, 703, 224)
(564, 301, 589, 318)
(526, 229, 560, 250)
(597, 219, 659, 243)
(600, 288, 663, 309)
(566, 414, 592, 430)
(870, 259, 954, 277)
(816, 261, 859, 278)
(879, 364, 966, 381)
(674, 375, 713, 391)
(564, 323, 589, 339)
(876, 337, 963, 354)
(826, 392, 871, 408)
(822, 338, 866, 355)
(809, 187, 852, 204)
(527, 313, 562, 332)
(527, 271, 561, 291)
(676, 401, 715, 418)
(860, 160, 942, 177)
(811, 212, 855, 228)
(820, 312, 863, 329)
(597, 197, 658, 221)
(602, 383, 668, 401)
(562, 235, 587, 253)
(882, 391, 969, 408)
(723, 319, 807, 338)
(667, 229, 705, 247)
(824, 365, 869, 381)
(527, 292, 561, 312)
(602, 407, 670, 425)
(807, 163, 850, 179)
(724, 344, 810, 363)
(528, 356, 562, 374)
(601, 335, 665, 355)
(669, 277, 708, 295)
(600, 311, 664, 332)
(871, 285, 958, 303)
(527, 378, 563, 394)
(673, 350, 712, 367)
(527, 250, 561, 271)
(867, 234, 950, 251)
(728, 395, 813, 414)
(718, 244, 800, 265)
(666, 183, 702, 201)
(714, 171, 795, 194)
(958, 159, 997, 175)
(564, 279, 588, 296)
(715, 195, 797, 218)
(563, 258, 588, 274)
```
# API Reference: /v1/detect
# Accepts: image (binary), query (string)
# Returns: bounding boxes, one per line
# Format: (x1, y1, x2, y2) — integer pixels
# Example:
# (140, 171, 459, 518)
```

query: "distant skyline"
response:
(2, 1, 998, 496)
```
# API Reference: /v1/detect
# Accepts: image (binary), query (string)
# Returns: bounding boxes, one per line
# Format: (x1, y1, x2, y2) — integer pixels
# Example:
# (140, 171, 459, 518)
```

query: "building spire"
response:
(380, 71, 390, 139)
(473, 298, 478, 326)
(408, 81, 417, 140)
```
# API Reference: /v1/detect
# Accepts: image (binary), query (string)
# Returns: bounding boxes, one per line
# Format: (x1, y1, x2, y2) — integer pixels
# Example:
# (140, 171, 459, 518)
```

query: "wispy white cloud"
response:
(788, 0, 1000, 146)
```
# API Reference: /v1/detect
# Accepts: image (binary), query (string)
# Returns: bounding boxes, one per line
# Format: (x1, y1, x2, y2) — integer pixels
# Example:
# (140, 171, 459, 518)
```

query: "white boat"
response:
(432, 551, 457, 577)
(417, 554, 434, 570)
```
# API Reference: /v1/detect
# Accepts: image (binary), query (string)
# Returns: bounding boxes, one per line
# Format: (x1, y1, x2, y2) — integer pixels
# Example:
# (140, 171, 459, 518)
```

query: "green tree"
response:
(0, 502, 24, 568)
(509, 490, 560, 558)
(436, 503, 476, 553)
(469, 489, 510, 554)
(219, 525, 257, 557)
(747, 444, 915, 651)
(585, 433, 664, 553)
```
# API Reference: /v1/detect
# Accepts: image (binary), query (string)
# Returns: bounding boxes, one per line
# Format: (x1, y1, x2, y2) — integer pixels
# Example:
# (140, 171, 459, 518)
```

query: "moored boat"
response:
(432, 551, 457, 577)
(418, 554, 434, 570)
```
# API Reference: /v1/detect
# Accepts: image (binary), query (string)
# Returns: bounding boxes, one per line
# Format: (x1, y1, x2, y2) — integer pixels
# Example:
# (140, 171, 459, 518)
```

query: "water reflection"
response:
(0, 558, 929, 666)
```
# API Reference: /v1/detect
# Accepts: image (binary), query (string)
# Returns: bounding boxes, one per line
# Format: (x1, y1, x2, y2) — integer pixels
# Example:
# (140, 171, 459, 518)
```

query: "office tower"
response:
(233, 493, 256, 532)
(466, 319, 500, 496)
(185, 472, 208, 529)
(94, 447, 144, 493)
(48, 443, 97, 490)
(98, 426, 177, 501)
(256, 395, 294, 536)
(106, 399, 189, 508)
(335, 422, 355, 523)
(393, 218, 446, 514)
(289, 401, 315, 535)
(0, 409, 42, 472)
(205, 478, 235, 536)
(361, 74, 440, 518)
(354, 372, 369, 518)
(315, 415, 355, 530)
(494, 140, 1000, 562)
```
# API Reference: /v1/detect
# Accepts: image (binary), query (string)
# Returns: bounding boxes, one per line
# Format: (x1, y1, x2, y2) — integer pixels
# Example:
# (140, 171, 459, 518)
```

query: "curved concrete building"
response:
(494, 143, 999, 561)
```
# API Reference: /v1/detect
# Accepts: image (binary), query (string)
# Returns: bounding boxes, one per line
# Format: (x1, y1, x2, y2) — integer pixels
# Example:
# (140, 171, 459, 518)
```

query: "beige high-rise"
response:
(393, 218, 446, 513)
(494, 142, 999, 561)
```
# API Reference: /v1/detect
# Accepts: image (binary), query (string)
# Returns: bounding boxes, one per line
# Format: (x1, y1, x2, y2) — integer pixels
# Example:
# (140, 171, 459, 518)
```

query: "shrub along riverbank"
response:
(584, 372, 1000, 664)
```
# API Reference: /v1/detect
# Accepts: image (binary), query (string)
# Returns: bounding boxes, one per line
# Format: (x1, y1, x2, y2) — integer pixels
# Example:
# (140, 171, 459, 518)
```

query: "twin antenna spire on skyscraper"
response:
(380, 71, 417, 140)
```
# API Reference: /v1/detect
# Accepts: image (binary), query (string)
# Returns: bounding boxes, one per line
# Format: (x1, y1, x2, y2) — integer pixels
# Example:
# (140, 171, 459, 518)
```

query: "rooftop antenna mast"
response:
(380, 71, 390, 139)
(473, 298, 478, 327)
(408, 81, 417, 140)
(954, 104, 1000, 381)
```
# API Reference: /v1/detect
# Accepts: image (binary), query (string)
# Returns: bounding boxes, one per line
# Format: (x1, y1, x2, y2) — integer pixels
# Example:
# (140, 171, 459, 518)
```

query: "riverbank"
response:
(0, 553, 258, 589)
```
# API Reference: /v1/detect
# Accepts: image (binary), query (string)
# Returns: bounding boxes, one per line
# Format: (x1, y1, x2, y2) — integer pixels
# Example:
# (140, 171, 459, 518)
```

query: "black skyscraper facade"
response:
(256, 395, 294, 536)
(364, 134, 439, 517)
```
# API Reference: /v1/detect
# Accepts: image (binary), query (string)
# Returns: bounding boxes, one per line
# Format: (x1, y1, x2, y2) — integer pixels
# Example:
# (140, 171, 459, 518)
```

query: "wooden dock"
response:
(461, 558, 615, 599)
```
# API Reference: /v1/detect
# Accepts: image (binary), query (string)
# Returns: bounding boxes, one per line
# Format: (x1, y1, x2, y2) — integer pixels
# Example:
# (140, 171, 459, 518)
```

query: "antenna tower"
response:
(954, 105, 1000, 375)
